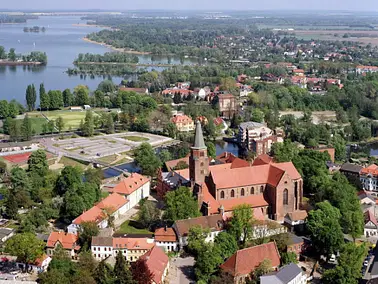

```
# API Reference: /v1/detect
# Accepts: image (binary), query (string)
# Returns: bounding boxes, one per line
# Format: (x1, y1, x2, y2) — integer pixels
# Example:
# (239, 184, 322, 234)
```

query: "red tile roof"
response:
(73, 206, 105, 225)
(47, 232, 78, 250)
(171, 115, 194, 124)
(113, 237, 155, 250)
(361, 164, 378, 177)
(165, 157, 189, 171)
(253, 154, 273, 166)
(285, 210, 308, 221)
(174, 214, 225, 237)
(110, 173, 150, 195)
(96, 193, 128, 212)
(219, 195, 269, 211)
(141, 246, 169, 284)
(220, 242, 280, 277)
(365, 210, 378, 227)
(154, 227, 177, 242)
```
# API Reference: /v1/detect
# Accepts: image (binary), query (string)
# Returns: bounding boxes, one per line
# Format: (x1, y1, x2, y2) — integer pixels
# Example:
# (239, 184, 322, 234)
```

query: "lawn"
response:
(15, 116, 47, 134)
(44, 110, 88, 131)
(60, 156, 89, 170)
(117, 220, 151, 234)
(98, 154, 118, 164)
(123, 136, 149, 142)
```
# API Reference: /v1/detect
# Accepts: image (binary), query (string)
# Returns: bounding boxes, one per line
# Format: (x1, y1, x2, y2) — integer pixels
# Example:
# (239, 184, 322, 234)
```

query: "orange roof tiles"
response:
(285, 210, 308, 221)
(154, 227, 177, 242)
(110, 173, 150, 195)
(219, 195, 269, 212)
(361, 164, 378, 176)
(365, 210, 378, 227)
(47, 232, 78, 250)
(73, 206, 105, 225)
(174, 214, 225, 237)
(171, 115, 194, 124)
(253, 154, 273, 166)
(113, 237, 155, 250)
(220, 242, 280, 277)
(165, 157, 189, 171)
(141, 246, 169, 284)
(96, 193, 128, 212)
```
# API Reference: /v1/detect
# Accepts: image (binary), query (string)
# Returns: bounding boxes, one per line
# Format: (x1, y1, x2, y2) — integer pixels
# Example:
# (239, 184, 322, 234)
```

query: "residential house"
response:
(162, 88, 193, 99)
(360, 165, 378, 191)
(340, 163, 363, 184)
(173, 214, 225, 248)
(356, 65, 378, 74)
(364, 210, 378, 237)
(67, 192, 129, 234)
(109, 173, 150, 209)
(91, 236, 155, 262)
(17, 255, 51, 273)
(287, 233, 305, 260)
(171, 115, 195, 132)
(358, 190, 377, 216)
(46, 232, 79, 259)
(216, 93, 236, 119)
(284, 211, 308, 232)
(220, 242, 281, 283)
(261, 73, 283, 84)
(260, 263, 307, 284)
(238, 121, 283, 155)
(154, 227, 179, 252)
(140, 246, 169, 284)
(293, 69, 305, 76)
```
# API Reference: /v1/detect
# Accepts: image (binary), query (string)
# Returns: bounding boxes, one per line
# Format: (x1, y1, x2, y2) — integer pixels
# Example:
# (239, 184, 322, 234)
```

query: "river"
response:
(0, 16, 198, 104)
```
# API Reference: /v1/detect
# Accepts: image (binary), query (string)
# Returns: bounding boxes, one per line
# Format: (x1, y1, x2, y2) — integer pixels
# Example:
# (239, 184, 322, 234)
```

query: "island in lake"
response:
(0, 46, 47, 66)
(23, 26, 46, 33)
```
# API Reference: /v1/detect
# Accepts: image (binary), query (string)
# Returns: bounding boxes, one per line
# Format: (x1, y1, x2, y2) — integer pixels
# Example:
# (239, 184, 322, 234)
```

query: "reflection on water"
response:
(215, 141, 240, 156)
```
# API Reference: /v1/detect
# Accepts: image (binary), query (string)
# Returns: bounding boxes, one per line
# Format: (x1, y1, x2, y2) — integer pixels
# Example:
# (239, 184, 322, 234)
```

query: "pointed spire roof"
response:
(192, 120, 206, 150)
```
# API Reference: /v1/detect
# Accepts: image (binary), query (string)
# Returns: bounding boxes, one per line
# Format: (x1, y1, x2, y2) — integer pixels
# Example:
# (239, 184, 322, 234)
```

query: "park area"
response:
(27, 110, 89, 131)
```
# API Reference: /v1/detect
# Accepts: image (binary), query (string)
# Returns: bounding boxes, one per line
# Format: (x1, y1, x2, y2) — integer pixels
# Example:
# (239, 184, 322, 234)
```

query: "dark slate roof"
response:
(92, 236, 113, 247)
(192, 121, 206, 150)
(260, 263, 302, 284)
(287, 233, 304, 245)
(340, 163, 363, 174)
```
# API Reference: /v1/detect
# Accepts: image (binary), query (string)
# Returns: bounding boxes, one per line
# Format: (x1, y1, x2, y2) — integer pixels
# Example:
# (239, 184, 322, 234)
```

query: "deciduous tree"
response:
(131, 258, 154, 284)
(5, 233, 45, 265)
(228, 204, 255, 245)
(164, 186, 201, 221)
(134, 143, 161, 176)
(114, 250, 135, 284)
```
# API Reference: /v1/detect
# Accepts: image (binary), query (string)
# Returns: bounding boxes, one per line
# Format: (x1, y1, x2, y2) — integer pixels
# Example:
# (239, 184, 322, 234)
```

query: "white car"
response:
(364, 260, 369, 267)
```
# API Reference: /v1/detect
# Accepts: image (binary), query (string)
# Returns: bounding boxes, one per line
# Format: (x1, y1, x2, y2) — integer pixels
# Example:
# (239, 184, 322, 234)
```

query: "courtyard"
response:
(42, 132, 173, 159)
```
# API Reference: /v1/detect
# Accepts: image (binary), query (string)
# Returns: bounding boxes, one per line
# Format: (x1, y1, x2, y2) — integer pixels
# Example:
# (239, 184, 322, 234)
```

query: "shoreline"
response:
(82, 37, 151, 55)
(72, 23, 111, 29)
(0, 61, 44, 66)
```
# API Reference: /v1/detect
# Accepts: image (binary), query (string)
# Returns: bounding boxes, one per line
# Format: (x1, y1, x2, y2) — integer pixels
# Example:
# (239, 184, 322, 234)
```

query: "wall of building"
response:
(216, 184, 266, 200)
(156, 241, 179, 252)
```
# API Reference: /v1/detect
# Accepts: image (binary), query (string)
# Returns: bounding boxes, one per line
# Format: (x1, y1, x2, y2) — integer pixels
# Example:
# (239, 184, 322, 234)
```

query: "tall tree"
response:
(8, 48, 16, 61)
(214, 232, 238, 260)
(0, 100, 9, 119)
(82, 110, 94, 137)
(138, 200, 161, 229)
(74, 85, 90, 106)
(55, 166, 82, 195)
(56, 116, 65, 133)
(164, 186, 201, 221)
(25, 84, 37, 111)
(228, 204, 255, 245)
(114, 250, 135, 284)
(205, 141, 216, 158)
(63, 89, 74, 107)
(21, 114, 33, 141)
(131, 258, 154, 284)
(79, 221, 100, 250)
(134, 143, 161, 176)
(307, 201, 344, 260)
(5, 233, 45, 266)
(94, 260, 115, 284)
(39, 83, 50, 110)
(47, 119, 55, 134)
(27, 149, 48, 176)
(104, 113, 114, 134)
(5, 190, 18, 219)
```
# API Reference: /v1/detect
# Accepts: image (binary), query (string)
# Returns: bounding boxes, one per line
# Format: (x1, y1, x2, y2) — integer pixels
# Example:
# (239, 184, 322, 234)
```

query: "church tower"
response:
(189, 121, 209, 184)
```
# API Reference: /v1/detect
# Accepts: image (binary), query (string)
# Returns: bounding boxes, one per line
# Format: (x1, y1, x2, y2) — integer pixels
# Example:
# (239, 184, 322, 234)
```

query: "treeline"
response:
(0, 15, 37, 23)
(0, 100, 24, 119)
(0, 46, 47, 63)
(75, 52, 139, 64)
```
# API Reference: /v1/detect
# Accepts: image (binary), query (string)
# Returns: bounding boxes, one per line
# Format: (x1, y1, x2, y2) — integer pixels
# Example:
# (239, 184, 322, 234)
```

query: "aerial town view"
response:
(2, 1, 378, 283)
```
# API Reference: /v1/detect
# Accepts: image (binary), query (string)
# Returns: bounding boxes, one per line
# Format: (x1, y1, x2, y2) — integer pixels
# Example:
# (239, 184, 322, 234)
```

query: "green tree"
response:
(322, 243, 367, 284)
(134, 143, 161, 176)
(187, 225, 210, 256)
(97, 80, 116, 93)
(251, 108, 264, 123)
(138, 200, 161, 229)
(27, 149, 48, 176)
(49, 90, 64, 110)
(8, 48, 16, 61)
(25, 84, 36, 111)
(5, 233, 45, 265)
(94, 260, 115, 284)
(55, 166, 82, 195)
(114, 250, 135, 284)
(158, 149, 172, 164)
(214, 232, 238, 260)
(307, 201, 344, 260)
(0, 100, 9, 119)
(195, 243, 223, 282)
(228, 204, 255, 245)
(48, 119, 55, 133)
(56, 116, 65, 133)
(39, 269, 71, 284)
(63, 89, 74, 107)
(82, 110, 94, 137)
(79, 221, 100, 250)
(164, 122, 177, 138)
(164, 186, 201, 221)
(39, 83, 50, 110)
(206, 141, 216, 158)
(5, 190, 18, 219)
(21, 114, 33, 141)
(247, 259, 273, 284)
(74, 85, 90, 106)
(271, 140, 299, 163)
(104, 113, 114, 134)
(281, 252, 298, 265)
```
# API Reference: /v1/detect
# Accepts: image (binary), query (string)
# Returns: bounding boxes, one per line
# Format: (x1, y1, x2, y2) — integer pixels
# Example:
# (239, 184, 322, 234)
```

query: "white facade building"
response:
(260, 263, 307, 284)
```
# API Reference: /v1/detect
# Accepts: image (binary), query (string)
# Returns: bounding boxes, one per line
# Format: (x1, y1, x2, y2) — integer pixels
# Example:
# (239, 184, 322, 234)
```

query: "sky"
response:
(2, 0, 378, 12)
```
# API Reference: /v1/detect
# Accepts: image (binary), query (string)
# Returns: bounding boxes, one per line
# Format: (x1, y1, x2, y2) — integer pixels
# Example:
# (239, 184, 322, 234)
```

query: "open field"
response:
(279, 110, 337, 125)
(293, 30, 378, 45)
(15, 116, 46, 134)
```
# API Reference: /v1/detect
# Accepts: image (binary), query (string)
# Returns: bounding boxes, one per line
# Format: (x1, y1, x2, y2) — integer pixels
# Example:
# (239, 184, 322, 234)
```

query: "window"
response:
(260, 186, 264, 193)
(93, 247, 96, 251)
(241, 188, 245, 196)
(200, 152, 205, 157)
(200, 162, 204, 167)
(231, 190, 235, 198)
(251, 187, 255, 194)
(201, 170, 204, 174)
(283, 189, 289, 205)
(220, 191, 225, 199)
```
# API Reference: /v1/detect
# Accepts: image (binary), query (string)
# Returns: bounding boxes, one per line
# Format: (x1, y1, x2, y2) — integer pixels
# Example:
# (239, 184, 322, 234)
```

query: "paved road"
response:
(169, 256, 195, 284)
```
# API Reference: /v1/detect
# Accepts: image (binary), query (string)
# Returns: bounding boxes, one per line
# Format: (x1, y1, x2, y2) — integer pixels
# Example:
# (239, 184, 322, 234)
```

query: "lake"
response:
(0, 16, 198, 104)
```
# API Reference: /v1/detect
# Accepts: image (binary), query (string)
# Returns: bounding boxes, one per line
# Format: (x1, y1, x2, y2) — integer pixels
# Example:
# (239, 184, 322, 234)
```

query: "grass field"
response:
(294, 30, 378, 45)
(60, 156, 89, 170)
(123, 136, 149, 142)
(15, 115, 47, 135)
(44, 111, 87, 130)
(117, 220, 151, 234)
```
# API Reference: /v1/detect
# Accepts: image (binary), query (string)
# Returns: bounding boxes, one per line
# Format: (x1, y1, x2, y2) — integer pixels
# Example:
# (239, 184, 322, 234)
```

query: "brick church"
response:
(158, 121, 305, 222)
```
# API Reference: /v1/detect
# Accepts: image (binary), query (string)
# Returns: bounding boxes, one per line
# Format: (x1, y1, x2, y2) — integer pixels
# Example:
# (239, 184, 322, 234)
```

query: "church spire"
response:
(192, 120, 206, 150)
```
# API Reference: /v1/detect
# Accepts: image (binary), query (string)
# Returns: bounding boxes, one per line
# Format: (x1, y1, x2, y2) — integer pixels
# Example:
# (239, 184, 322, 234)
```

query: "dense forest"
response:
(74, 52, 139, 64)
